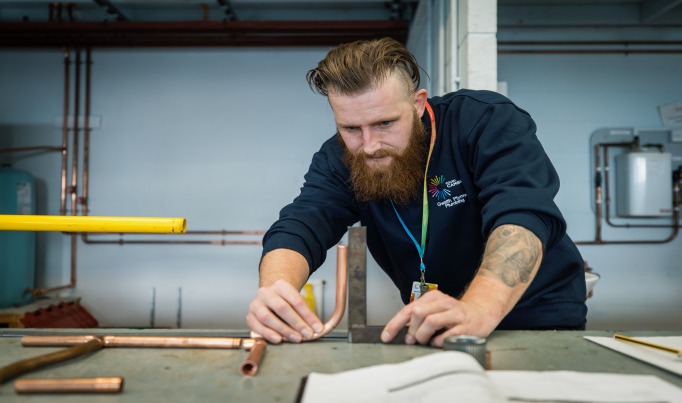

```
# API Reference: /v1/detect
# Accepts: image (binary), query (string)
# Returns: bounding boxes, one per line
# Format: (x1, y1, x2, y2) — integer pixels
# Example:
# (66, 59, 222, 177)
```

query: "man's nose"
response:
(362, 129, 381, 155)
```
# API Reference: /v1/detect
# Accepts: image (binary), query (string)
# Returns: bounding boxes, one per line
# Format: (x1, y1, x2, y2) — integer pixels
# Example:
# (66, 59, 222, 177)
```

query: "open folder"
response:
(297, 351, 682, 403)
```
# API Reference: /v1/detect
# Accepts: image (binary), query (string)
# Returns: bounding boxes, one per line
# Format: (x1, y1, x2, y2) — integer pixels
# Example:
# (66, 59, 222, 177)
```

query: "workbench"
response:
(1, 329, 680, 402)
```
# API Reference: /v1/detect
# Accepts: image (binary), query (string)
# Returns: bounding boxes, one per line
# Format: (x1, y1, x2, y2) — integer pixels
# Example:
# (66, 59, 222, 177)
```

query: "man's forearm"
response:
(460, 224, 543, 327)
(259, 248, 310, 290)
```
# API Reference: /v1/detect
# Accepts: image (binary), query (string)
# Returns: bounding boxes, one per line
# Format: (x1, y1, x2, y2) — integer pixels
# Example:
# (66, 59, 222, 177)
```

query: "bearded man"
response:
(246, 37, 587, 347)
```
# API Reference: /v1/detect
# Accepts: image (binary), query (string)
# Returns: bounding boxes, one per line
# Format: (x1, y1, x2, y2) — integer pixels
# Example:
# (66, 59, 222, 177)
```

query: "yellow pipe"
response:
(0, 215, 186, 234)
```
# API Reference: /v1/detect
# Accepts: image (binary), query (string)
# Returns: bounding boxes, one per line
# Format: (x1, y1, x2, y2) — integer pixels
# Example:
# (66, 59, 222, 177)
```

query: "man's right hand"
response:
(246, 279, 324, 344)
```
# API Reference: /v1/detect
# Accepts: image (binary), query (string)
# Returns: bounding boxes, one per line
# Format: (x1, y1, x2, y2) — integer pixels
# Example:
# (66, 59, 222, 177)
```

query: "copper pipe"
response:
(595, 143, 603, 242)
(311, 243, 348, 339)
(102, 336, 242, 348)
(60, 48, 70, 216)
(0, 338, 103, 385)
(22, 335, 243, 349)
(15, 377, 123, 394)
(22, 335, 100, 346)
(82, 229, 265, 246)
(82, 48, 92, 215)
(0, 145, 62, 154)
(239, 338, 267, 376)
(71, 48, 80, 216)
(83, 239, 262, 245)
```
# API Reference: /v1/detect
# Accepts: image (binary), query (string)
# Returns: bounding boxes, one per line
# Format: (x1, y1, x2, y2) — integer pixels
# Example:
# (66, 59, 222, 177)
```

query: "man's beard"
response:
(343, 111, 428, 205)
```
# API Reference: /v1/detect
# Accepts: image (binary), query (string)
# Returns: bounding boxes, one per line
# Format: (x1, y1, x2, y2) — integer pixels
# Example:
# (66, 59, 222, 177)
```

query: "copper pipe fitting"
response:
(14, 377, 124, 394)
(240, 338, 267, 376)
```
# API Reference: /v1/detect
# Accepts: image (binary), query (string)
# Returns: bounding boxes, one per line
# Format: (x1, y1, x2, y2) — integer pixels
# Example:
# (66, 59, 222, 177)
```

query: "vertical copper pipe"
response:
(69, 49, 81, 289)
(82, 48, 92, 217)
(311, 243, 348, 339)
(594, 144, 603, 242)
(239, 338, 267, 376)
(60, 48, 70, 216)
(71, 48, 80, 216)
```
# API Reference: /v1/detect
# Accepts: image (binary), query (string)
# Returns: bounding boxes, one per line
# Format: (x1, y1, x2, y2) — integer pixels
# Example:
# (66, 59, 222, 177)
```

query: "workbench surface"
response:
(1, 329, 680, 402)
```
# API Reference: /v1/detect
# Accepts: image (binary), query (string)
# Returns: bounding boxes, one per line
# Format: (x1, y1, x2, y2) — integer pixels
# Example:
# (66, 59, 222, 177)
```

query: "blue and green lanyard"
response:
(389, 102, 437, 290)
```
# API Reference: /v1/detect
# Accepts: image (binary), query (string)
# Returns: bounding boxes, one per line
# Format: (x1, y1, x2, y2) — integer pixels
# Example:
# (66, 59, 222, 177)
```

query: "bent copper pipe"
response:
(310, 243, 348, 339)
(0, 338, 103, 385)
(249, 242, 349, 341)
(240, 338, 267, 376)
(15, 377, 124, 394)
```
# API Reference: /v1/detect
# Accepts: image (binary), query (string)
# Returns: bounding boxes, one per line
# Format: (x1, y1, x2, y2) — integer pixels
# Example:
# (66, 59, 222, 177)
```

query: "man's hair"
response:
(306, 37, 421, 97)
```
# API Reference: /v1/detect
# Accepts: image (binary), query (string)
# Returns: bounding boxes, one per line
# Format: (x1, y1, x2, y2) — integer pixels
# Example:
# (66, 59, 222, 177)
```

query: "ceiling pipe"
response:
(498, 40, 682, 54)
(0, 21, 409, 48)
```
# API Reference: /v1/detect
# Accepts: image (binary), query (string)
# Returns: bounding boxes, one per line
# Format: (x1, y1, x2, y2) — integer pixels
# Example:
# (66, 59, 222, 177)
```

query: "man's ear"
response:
(413, 89, 428, 117)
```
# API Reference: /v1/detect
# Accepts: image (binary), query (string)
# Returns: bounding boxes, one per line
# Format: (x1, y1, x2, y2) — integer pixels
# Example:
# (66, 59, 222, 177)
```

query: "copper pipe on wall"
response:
(82, 48, 92, 216)
(71, 49, 81, 217)
(59, 48, 70, 216)
(239, 338, 266, 376)
(0, 146, 63, 155)
(15, 377, 124, 394)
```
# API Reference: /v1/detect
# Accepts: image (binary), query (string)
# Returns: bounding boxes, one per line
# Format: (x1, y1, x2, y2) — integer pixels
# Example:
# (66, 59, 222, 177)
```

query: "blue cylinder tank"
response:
(0, 165, 36, 308)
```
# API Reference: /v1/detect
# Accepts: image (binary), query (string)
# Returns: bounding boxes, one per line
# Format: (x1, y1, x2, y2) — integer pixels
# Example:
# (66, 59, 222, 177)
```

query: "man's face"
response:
(329, 73, 428, 204)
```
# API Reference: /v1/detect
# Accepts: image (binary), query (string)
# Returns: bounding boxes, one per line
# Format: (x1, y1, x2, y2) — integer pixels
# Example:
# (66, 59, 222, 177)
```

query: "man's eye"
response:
(379, 121, 391, 127)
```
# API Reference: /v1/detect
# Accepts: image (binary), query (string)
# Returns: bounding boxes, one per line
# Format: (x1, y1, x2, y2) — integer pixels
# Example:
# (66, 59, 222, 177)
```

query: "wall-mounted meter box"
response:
(615, 152, 672, 217)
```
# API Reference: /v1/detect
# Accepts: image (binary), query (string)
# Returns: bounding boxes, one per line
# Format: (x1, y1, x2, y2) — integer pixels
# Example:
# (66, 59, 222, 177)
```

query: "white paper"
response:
(489, 370, 682, 403)
(585, 336, 682, 377)
(300, 350, 682, 403)
(659, 103, 682, 127)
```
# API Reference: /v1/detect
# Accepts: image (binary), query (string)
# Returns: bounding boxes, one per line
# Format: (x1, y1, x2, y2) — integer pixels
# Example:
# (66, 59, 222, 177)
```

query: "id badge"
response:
(409, 281, 438, 302)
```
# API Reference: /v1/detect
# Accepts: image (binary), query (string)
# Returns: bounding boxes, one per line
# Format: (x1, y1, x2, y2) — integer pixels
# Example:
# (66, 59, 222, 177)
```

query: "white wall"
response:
(498, 53, 682, 330)
(2, 47, 681, 331)
(0, 48, 406, 329)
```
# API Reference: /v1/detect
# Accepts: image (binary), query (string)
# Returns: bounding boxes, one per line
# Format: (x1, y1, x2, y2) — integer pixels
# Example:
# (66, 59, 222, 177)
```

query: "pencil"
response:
(614, 333, 682, 357)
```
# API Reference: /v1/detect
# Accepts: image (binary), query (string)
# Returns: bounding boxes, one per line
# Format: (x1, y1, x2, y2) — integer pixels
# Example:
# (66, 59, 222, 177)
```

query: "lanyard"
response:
(390, 101, 437, 284)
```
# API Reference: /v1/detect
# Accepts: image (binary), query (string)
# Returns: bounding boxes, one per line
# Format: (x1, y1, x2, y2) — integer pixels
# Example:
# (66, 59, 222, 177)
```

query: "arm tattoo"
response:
(478, 225, 541, 288)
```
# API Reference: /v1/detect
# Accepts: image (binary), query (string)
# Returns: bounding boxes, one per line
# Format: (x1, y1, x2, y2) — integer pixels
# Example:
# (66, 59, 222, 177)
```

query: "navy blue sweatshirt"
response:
(263, 89, 587, 330)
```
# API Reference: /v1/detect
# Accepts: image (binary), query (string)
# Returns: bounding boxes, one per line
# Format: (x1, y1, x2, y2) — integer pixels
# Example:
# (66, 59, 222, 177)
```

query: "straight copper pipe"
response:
(22, 335, 242, 349)
(15, 377, 123, 394)
(239, 338, 267, 376)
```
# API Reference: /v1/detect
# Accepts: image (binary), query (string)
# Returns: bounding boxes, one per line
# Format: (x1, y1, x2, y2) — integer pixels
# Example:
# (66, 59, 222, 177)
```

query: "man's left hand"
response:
(380, 290, 496, 347)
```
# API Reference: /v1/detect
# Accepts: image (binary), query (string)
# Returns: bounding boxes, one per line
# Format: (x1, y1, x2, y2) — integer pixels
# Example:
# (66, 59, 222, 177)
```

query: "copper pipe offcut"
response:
(240, 338, 267, 376)
(15, 377, 123, 394)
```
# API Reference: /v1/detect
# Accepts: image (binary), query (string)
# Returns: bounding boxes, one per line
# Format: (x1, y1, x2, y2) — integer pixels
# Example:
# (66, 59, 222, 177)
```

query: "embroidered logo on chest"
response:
(428, 175, 468, 208)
